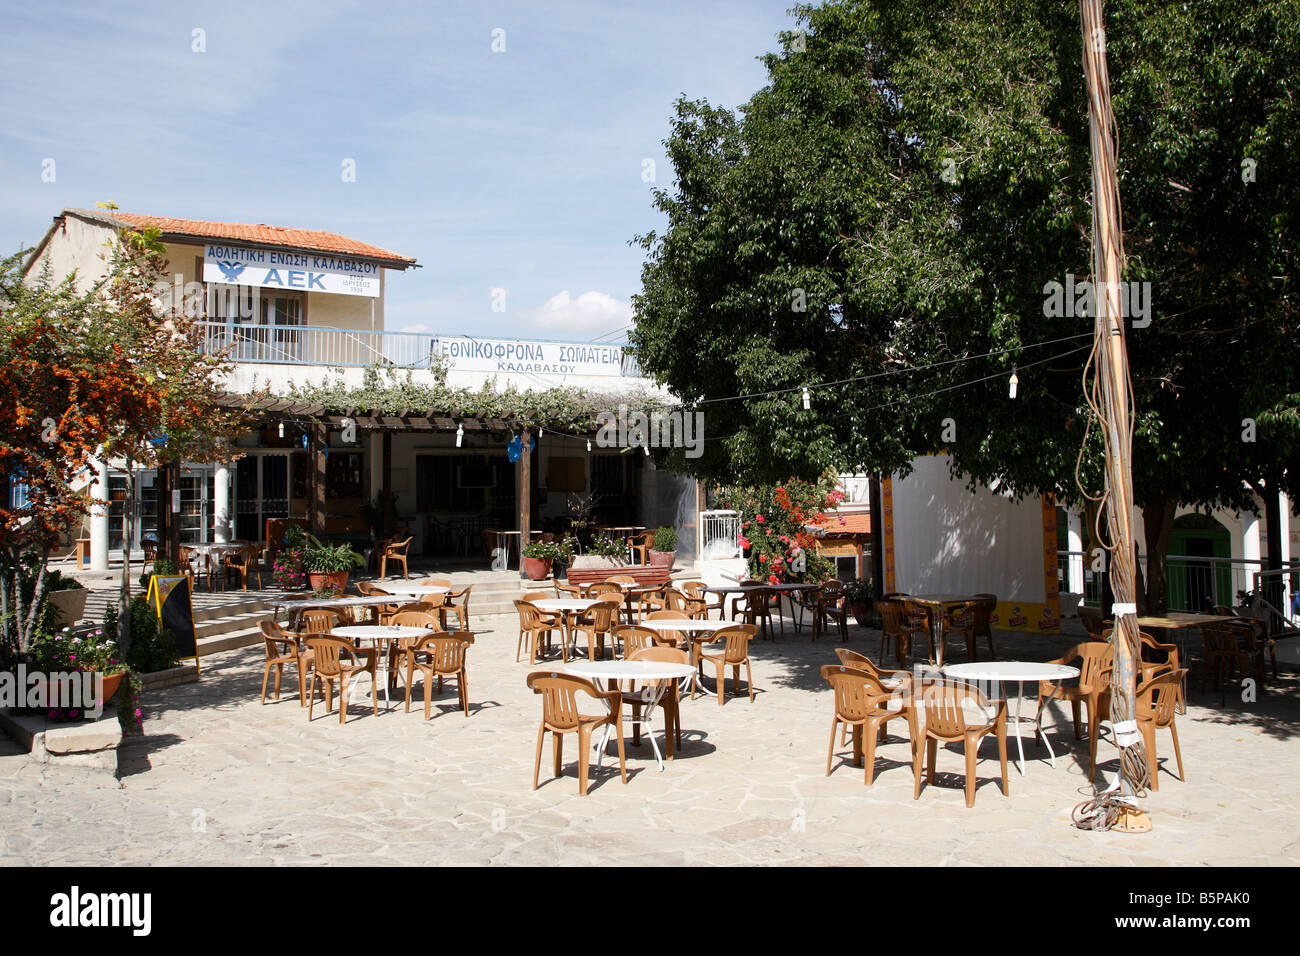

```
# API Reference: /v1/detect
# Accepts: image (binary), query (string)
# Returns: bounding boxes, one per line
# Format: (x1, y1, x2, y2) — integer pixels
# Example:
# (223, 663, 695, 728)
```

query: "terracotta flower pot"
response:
(98, 672, 124, 707)
(648, 550, 677, 568)
(308, 571, 350, 593)
(522, 557, 552, 581)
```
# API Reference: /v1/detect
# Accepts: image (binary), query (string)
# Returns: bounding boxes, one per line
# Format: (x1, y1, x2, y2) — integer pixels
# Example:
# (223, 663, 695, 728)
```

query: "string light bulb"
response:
(644, 444, 650, 457)
(802, 386, 811, 411)
(455, 424, 464, 448)
(1008, 369, 1019, 399)
(586, 439, 592, 452)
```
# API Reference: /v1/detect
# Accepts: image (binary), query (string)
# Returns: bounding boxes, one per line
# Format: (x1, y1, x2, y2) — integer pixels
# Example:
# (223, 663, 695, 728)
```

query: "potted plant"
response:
(570, 534, 626, 570)
(648, 525, 678, 568)
(521, 540, 555, 581)
(301, 534, 363, 593)
(843, 578, 876, 627)
(26, 625, 135, 719)
(272, 525, 308, 591)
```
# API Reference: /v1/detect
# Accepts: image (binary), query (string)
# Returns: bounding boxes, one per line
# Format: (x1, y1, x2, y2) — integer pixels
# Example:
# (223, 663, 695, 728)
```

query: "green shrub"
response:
(652, 526, 678, 552)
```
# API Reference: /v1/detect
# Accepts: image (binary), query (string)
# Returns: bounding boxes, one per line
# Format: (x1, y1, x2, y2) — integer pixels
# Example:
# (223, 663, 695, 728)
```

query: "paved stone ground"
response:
(0, 615, 1296, 866)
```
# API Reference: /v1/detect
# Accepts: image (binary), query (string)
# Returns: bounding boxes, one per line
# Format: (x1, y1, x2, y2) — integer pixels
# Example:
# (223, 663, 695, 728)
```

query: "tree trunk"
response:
(1263, 482, 1284, 625)
(1140, 495, 1176, 615)
(119, 461, 134, 658)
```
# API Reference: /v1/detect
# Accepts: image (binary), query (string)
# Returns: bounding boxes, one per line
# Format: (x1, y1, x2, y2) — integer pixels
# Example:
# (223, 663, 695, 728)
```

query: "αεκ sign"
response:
(203, 243, 381, 298)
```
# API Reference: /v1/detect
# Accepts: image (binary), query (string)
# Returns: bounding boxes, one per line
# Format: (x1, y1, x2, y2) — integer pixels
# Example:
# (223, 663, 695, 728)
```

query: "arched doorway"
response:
(1168, 513, 1231, 611)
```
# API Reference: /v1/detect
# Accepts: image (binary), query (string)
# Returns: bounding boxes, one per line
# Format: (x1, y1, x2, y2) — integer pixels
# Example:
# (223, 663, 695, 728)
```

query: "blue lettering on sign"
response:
(287, 271, 305, 288)
(308, 273, 325, 290)
(263, 268, 283, 287)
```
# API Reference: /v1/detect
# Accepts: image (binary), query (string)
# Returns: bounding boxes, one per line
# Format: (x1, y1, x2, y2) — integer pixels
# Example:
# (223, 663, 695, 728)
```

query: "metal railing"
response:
(1059, 549, 1298, 617)
(699, 509, 742, 560)
(198, 322, 438, 368)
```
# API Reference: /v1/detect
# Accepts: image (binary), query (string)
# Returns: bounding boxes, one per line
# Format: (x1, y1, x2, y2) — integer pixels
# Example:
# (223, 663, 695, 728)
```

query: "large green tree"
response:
(631, 0, 1299, 613)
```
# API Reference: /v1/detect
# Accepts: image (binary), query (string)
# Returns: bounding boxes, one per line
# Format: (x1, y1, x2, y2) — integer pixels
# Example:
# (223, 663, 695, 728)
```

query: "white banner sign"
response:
(203, 243, 381, 298)
(430, 336, 641, 377)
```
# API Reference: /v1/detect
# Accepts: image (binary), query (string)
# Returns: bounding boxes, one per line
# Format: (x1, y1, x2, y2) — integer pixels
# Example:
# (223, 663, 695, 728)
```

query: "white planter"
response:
(48, 589, 88, 629)
(570, 555, 628, 570)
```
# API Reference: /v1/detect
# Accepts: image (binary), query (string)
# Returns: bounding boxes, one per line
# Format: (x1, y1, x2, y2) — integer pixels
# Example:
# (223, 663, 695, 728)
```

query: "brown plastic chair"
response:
(223, 545, 262, 591)
(520, 592, 563, 660)
(876, 599, 926, 665)
(305, 636, 378, 724)
(1036, 641, 1113, 777)
(571, 595, 624, 660)
(624, 646, 688, 759)
(1080, 614, 1111, 640)
(630, 531, 655, 564)
(811, 581, 848, 642)
(942, 597, 995, 661)
(834, 647, 911, 687)
(404, 632, 472, 719)
(439, 584, 472, 631)
(613, 625, 659, 660)
(516, 599, 562, 664)
(697, 623, 757, 705)
(1135, 668, 1187, 790)
(1200, 621, 1265, 695)
(742, 587, 777, 641)
(527, 670, 626, 795)
(678, 581, 712, 619)
(821, 664, 915, 786)
(380, 536, 413, 579)
(912, 680, 1008, 807)
(259, 619, 313, 706)
(300, 609, 342, 638)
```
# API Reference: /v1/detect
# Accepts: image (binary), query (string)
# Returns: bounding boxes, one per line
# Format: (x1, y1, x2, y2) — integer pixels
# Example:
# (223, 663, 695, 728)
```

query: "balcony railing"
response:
(199, 322, 438, 368)
(1058, 549, 1298, 619)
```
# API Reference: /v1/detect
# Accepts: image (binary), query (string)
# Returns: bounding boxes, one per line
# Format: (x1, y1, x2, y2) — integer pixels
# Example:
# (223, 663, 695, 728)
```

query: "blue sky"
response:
(0, 0, 797, 341)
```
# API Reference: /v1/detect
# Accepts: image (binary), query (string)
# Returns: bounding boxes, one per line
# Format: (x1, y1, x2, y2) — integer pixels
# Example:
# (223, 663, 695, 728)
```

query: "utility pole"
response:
(1080, 0, 1150, 805)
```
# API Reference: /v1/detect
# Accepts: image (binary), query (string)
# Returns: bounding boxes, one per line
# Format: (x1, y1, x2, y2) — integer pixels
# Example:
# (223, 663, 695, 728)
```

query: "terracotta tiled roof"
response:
(816, 512, 872, 536)
(67, 208, 417, 267)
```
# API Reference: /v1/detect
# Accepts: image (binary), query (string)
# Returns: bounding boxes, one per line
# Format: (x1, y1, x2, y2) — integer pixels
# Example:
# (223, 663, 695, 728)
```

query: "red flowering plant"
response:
(718, 475, 841, 584)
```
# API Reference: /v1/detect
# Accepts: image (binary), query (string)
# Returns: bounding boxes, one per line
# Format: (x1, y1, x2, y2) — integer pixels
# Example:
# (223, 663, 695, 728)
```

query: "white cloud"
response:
(527, 290, 633, 338)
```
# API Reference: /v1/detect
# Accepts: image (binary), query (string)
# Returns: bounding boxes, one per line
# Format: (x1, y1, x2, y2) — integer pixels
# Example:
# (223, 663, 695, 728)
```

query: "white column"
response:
(213, 463, 230, 543)
(1281, 492, 1293, 618)
(1242, 510, 1261, 604)
(88, 455, 110, 571)
(1066, 509, 1085, 594)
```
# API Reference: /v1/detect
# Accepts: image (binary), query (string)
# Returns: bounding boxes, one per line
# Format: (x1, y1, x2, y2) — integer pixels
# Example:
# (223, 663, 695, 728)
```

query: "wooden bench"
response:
(565, 565, 672, 589)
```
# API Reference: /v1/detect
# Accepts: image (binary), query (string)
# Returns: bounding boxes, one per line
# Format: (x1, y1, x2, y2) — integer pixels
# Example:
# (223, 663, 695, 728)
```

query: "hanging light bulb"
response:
(644, 444, 650, 456)
(1008, 369, 1019, 399)
(455, 424, 464, 448)
(538, 427, 543, 437)
(802, 386, 811, 411)
(278, 421, 285, 438)
(587, 439, 592, 452)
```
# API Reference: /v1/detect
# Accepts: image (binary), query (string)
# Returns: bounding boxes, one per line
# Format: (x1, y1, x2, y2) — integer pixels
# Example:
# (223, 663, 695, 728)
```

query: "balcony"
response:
(199, 322, 437, 368)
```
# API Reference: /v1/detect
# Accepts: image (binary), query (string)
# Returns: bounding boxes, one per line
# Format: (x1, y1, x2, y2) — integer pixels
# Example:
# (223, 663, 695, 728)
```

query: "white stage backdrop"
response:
(888, 455, 1049, 606)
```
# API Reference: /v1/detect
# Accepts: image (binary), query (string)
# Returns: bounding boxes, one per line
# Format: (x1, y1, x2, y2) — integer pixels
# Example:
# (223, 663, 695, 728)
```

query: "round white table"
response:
(562, 659, 697, 771)
(376, 585, 450, 599)
(942, 660, 1080, 775)
(332, 624, 432, 708)
(532, 599, 600, 659)
(639, 618, 735, 698)
(273, 595, 399, 627)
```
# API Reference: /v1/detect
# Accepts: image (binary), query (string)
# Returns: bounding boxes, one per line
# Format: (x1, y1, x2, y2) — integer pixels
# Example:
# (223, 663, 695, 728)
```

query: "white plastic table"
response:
(332, 624, 432, 708)
(376, 584, 450, 598)
(562, 659, 697, 771)
(639, 618, 735, 698)
(942, 660, 1080, 775)
(273, 595, 399, 626)
(532, 599, 599, 659)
